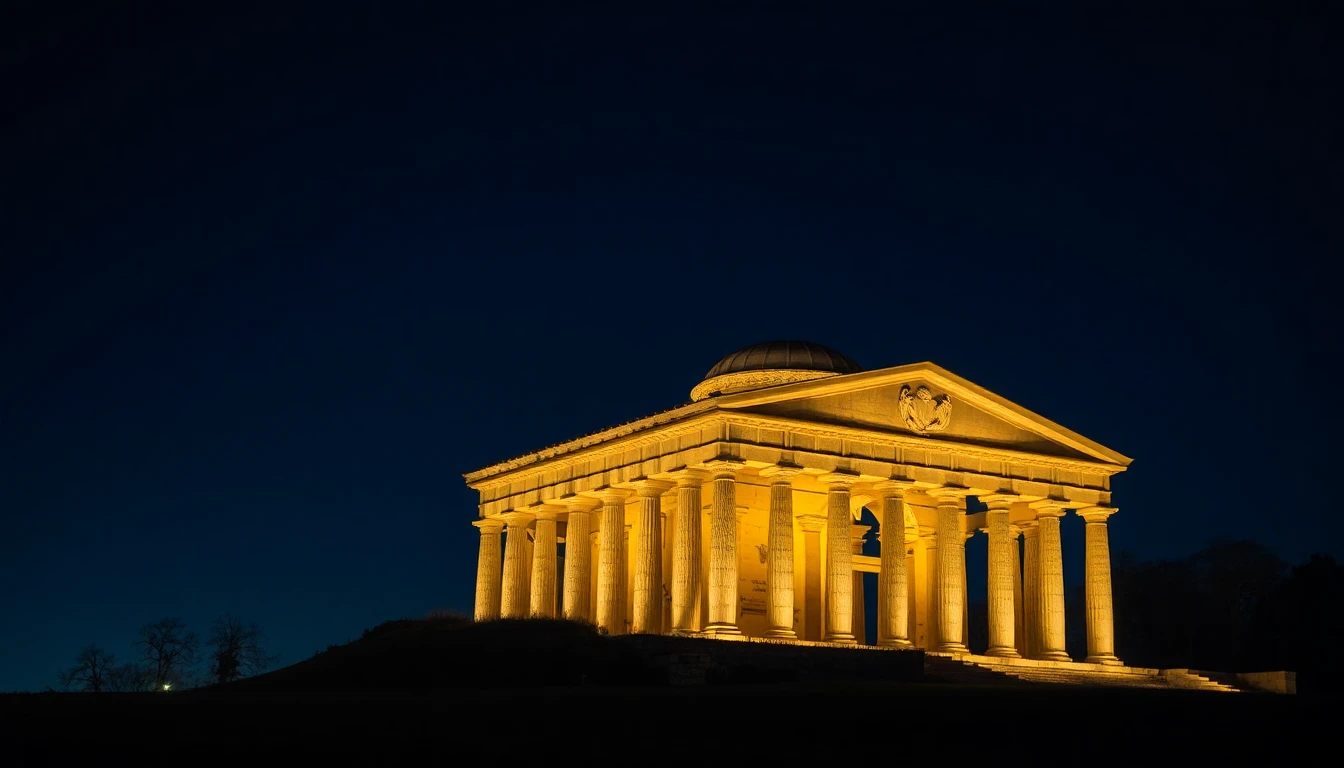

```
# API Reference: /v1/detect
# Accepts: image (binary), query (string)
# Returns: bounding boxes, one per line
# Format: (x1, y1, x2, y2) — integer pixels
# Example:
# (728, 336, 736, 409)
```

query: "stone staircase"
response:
(924, 654, 1240, 693)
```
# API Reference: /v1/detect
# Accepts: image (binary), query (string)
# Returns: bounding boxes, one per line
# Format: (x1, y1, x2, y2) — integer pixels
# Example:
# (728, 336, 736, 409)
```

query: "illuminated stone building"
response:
(463, 341, 1128, 666)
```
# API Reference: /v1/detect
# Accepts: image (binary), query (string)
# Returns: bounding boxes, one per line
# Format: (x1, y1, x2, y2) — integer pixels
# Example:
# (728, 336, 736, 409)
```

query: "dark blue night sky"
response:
(3, 2, 1338, 691)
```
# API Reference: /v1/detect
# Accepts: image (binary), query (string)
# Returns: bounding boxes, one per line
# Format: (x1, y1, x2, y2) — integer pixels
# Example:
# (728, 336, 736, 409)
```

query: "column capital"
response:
(851, 523, 872, 542)
(589, 487, 633, 504)
(980, 493, 1018, 512)
(797, 514, 826, 533)
(818, 471, 861, 486)
(1008, 523, 1024, 537)
(472, 518, 505, 534)
(1019, 519, 1040, 537)
(927, 485, 970, 507)
(759, 463, 804, 481)
(531, 507, 561, 522)
(1076, 506, 1118, 523)
(872, 478, 917, 497)
(668, 467, 711, 487)
(702, 458, 746, 477)
(1029, 498, 1071, 516)
(499, 511, 535, 528)
(630, 478, 675, 496)
(545, 495, 601, 514)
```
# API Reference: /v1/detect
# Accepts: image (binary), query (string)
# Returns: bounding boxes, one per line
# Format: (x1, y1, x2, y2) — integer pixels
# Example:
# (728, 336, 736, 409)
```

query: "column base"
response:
(878, 638, 914, 649)
(1086, 654, 1123, 666)
(935, 642, 969, 654)
(701, 623, 742, 637)
(823, 632, 856, 644)
(1038, 650, 1072, 662)
(985, 646, 1022, 658)
(764, 628, 797, 639)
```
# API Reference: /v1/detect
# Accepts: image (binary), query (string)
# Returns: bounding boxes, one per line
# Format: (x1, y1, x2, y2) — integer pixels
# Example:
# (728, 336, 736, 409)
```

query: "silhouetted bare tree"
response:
(207, 614, 277, 684)
(138, 618, 199, 689)
(106, 662, 154, 692)
(59, 644, 116, 692)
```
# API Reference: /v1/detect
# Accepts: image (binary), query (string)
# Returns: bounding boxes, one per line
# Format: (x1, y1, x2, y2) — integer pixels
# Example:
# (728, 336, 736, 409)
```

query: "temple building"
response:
(462, 341, 1128, 665)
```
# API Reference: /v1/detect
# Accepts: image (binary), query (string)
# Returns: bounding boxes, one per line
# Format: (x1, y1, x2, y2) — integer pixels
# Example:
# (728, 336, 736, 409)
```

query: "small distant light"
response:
(163, 683, 171, 691)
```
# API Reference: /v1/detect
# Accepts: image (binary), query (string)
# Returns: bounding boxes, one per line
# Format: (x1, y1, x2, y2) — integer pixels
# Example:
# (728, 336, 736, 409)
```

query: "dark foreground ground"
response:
(7, 683, 1325, 761)
(9, 619, 1327, 760)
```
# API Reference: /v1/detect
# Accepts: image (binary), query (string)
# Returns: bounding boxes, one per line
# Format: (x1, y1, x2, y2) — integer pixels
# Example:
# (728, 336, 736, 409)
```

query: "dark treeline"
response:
(57, 614, 277, 692)
(1062, 539, 1342, 692)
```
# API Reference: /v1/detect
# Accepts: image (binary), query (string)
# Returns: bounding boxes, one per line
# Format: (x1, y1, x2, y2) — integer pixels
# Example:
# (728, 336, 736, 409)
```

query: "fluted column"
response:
(875, 481, 913, 648)
(924, 533, 939, 650)
(595, 490, 631, 634)
(928, 487, 969, 653)
(669, 470, 707, 634)
(631, 479, 674, 634)
(1020, 521, 1041, 659)
(981, 495, 1021, 658)
(560, 500, 599, 622)
(1032, 502, 1070, 661)
(529, 509, 559, 617)
(472, 519, 505, 621)
(704, 460, 745, 636)
(820, 472, 859, 643)
(760, 465, 802, 638)
(1078, 506, 1122, 665)
(499, 511, 535, 619)
(1011, 525, 1026, 658)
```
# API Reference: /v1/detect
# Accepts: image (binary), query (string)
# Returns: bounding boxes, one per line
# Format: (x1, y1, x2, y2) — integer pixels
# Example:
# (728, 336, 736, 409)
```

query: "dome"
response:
(691, 341, 861, 401)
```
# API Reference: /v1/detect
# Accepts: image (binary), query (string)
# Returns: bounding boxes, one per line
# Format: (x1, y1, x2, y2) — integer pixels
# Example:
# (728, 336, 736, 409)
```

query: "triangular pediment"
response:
(715, 362, 1130, 466)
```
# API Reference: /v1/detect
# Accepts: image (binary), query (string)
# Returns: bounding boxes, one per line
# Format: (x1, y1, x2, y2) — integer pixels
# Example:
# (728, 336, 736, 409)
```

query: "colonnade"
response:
(471, 468, 1121, 665)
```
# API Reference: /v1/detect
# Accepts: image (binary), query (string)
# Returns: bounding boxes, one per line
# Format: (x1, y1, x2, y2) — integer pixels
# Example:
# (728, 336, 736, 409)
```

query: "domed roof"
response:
(691, 341, 861, 401)
(704, 341, 861, 379)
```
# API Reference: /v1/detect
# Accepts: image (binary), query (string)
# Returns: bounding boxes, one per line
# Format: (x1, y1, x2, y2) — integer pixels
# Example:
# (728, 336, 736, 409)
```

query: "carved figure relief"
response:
(755, 543, 769, 564)
(898, 384, 952, 433)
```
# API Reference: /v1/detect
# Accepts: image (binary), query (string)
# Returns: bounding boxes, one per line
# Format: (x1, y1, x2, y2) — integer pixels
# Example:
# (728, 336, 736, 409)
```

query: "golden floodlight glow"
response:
(459, 345, 1218, 687)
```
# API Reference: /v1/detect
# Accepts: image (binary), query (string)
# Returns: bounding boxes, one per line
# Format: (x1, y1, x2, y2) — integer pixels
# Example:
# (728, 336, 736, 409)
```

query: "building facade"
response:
(463, 341, 1126, 665)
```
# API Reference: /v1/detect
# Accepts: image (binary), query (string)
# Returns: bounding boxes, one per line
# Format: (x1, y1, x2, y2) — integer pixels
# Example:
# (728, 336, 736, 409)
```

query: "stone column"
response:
(632, 479, 674, 634)
(1032, 502, 1071, 661)
(1011, 525, 1026, 658)
(925, 533, 939, 651)
(560, 500, 599, 622)
(471, 519, 505, 621)
(669, 470, 707, 633)
(980, 495, 1021, 658)
(704, 460, 745, 636)
(1020, 520, 1041, 659)
(595, 490, 631, 634)
(851, 524, 870, 645)
(499, 511, 534, 619)
(1078, 506, 1122, 665)
(928, 487, 969, 653)
(875, 481, 913, 648)
(760, 465, 802, 638)
(820, 472, 859, 643)
(529, 508, 559, 618)
(799, 515, 825, 641)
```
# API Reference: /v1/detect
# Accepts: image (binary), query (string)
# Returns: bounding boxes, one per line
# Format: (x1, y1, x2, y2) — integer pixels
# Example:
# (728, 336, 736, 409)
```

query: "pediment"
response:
(715, 362, 1130, 467)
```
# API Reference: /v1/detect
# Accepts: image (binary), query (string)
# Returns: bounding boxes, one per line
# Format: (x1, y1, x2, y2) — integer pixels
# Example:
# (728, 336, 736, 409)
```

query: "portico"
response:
(464, 342, 1129, 666)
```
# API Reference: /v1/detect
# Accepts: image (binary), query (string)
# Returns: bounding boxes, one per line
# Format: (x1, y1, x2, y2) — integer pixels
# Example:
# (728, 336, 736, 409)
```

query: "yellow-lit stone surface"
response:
(462, 345, 1159, 678)
(471, 519, 504, 621)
